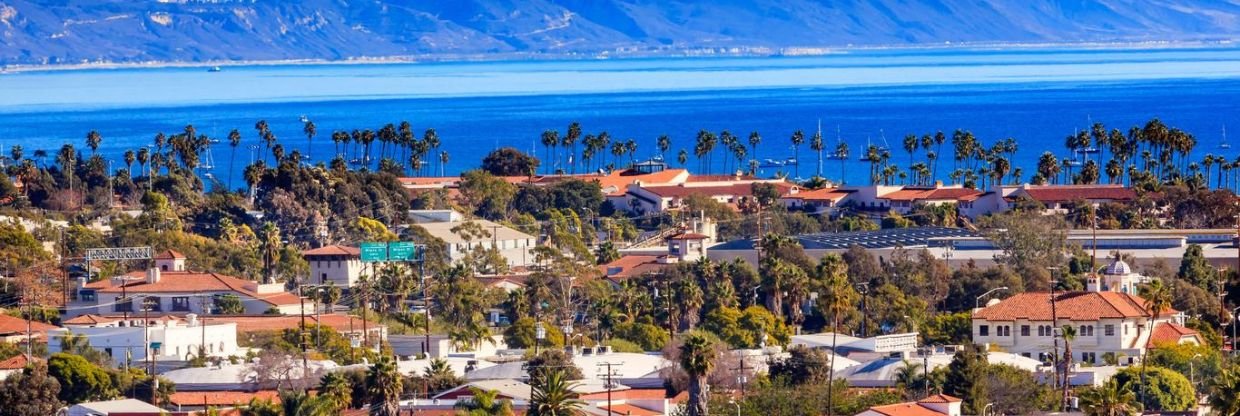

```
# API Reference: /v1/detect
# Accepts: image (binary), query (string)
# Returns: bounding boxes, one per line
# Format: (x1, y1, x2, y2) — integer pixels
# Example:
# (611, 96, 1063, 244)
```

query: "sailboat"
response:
(1079, 115, 1099, 154)
(826, 124, 848, 160)
(876, 129, 891, 152)
(1221, 124, 1231, 150)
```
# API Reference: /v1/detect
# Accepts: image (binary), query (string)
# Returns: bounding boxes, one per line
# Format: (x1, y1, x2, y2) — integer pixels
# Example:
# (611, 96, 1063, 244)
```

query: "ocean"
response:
(3, 46, 1240, 188)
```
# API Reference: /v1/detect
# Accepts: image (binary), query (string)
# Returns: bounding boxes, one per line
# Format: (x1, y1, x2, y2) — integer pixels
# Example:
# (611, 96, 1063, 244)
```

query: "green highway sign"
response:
(360, 242, 389, 262)
(389, 242, 416, 261)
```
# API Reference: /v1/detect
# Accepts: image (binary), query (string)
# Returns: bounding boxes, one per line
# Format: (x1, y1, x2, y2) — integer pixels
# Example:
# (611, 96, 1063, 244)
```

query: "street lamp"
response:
(976, 287, 1009, 310)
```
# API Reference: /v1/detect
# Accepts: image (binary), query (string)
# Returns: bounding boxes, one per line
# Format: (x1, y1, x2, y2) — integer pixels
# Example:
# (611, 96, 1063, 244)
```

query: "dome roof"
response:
(1103, 258, 1133, 275)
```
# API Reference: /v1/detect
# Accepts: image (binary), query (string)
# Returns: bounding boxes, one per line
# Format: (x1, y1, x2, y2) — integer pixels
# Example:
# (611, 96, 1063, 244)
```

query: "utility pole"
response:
(143, 302, 154, 377)
(23, 288, 32, 357)
(731, 355, 749, 397)
(299, 286, 309, 381)
(598, 362, 619, 415)
(1048, 267, 1060, 395)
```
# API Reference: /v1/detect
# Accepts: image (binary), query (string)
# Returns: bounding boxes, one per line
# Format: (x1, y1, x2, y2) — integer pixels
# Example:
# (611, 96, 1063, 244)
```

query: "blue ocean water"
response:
(3, 46, 1240, 188)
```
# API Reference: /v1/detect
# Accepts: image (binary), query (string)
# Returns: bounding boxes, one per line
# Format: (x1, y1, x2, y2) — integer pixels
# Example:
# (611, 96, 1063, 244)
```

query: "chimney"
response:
(147, 267, 161, 284)
(186, 313, 199, 327)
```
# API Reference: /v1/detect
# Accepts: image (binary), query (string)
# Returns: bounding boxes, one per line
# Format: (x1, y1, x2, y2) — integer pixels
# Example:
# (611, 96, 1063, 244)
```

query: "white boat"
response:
(207, 66, 222, 72)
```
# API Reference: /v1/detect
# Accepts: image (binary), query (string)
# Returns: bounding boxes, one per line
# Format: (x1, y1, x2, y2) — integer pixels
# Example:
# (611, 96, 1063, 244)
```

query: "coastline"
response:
(2, 39, 1234, 74)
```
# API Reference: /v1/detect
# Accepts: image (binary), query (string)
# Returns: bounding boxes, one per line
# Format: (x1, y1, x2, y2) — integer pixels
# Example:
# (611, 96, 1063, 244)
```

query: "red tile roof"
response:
(0, 314, 58, 336)
(918, 394, 961, 404)
(168, 390, 281, 407)
(598, 255, 669, 280)
(200, 314, 377, 334)
(881, 187, 980, 202)
(668, 233, 709, 240)
(302, 245, 360, 256)
(0, 354, 38, 370)
(153, 249, 187, 260)
(638, 182, 793, 198)
(95, 271, 303, 306)
(973, 291, 1176, 321)
(1018, 185, 1137, 203)
(784, 187, 850, 201)
(1147, 322, 1201, 347)
(685, 174, 756, 182)
(868, 402, 949, 416)
(580, 388, 670, 401)
(603, 403, 661, 416)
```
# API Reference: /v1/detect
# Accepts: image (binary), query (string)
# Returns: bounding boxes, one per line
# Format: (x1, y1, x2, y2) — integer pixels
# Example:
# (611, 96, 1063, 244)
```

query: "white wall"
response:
(48, 322, 239, 366)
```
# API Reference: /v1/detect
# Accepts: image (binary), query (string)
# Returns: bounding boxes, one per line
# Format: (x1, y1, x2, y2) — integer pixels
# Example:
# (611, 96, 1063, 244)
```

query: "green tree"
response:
(944, 344, 989, 414)
(768, 345, 831, 386)
(280, 389, 338, 416)
(987, 364, 1053, 414)
(458, 170, 517, 220)
(214, 294, 245, 315)
(1080, 379, 1142, 416)
(0, 361, 62, 416)
(1137, 279, 1173, 405)
(367, 355, 403, 416)
(481, 147, 540, 176)
(679, 333, 716, 416)
(1114, 366, 1193, 411)
(1176, 244, 1215, 290)
(526, 350, 583, 385)
(48, 353, 116, 404)
(1208, 365, 1240, 416)
(454, 387, 515, 416)
(529, 369, 583, 416)
(319, 371, 353, 412)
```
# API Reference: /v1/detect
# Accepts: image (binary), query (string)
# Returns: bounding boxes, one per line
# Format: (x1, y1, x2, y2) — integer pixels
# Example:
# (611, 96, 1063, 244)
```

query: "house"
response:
(599, 232, 713, 285)
(877, 186, 981, 214)
(972, 261, 1199, 365)
(781, 187, 852, 215)
(166, 390, 281, 413)
(51, 313, 240, 366)
(620, 181, 792, 214)
(0, 313, 59, 343)
(414, 219, 537, 268)
(70, 253, 308, 318)
(1009, 184, 1138, 213)
(0, 354, 38, 380)
(303, 245, 363, 287)
(66, 398, 171, 416)
(855, 394, 962, 416)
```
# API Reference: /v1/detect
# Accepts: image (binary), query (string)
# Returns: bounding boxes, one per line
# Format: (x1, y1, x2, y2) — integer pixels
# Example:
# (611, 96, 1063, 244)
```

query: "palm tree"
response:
(303, 120, 316, 161)
(86, 130, 102, 155)
(790, 130, 804, 178)
(319, 371, 353, 412)
(1137, 279, 1172, 405)
(679, 333, 716, 416)
(657, 134, 671, 162)
(1208, 366, 1240, 415)
(1061, 325, 1077, 408)
(280, 390, 338, 416)
(541, 130, 559, 174)
(1079, 380, 1142, 416)
(810, 129, 825, 177)
(454, 387, 515, 416)
(748, 131, 761, 163)
(677, 149, 688, 167)
(563, 123, 580, 173)
(894, 360, 925, 400)
(367, 355, 403, 416)
(816, 254, 853, 416)
(529, 369, 583, 416)
(123, 149, 135, 179)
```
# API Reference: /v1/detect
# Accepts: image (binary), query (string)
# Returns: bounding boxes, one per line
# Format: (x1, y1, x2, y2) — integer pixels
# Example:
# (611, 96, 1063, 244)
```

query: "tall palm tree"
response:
(1079, 379, 1142, 416)
(1137, 279, 1172, 405)
(564, 123, 580, 173)
(1061, 325, 1077, 409)
(85, 130, 102, 155)
(367, 355, 403, 416)
(454, 387, 515, 416)
(679, 333, 716, 416)
(319, 371, 353, 412)
(1208, 366, 1240, 415)
(810, 129, 825, 177)
(678, 149, 688, 167)
(303, 120, 316, 161)
(748, 131, 761, 164)
(657, 134, 671, 162)
(816, 254, 853, 416)
(529, 369, 583, 416)
(123, 150, 135, 179)
(541, 130, 559, 174)
(790, 130, 804, 178)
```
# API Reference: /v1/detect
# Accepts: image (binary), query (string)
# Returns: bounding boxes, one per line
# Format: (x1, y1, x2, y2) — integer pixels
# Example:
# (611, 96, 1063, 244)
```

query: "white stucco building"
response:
(51, 314, 240, 366)
(303, 245, 364, 287)
(414, 219, 537, 268)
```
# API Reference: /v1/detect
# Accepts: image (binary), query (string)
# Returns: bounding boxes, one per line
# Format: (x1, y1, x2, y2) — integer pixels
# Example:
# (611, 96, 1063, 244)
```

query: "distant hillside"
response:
(3, 0, 1240, 66)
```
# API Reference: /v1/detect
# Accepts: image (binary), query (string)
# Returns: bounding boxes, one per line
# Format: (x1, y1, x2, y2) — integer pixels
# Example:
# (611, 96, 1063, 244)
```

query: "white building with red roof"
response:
(50, 313, 240, 367)
(70, 252, 308, 319)
(855, 394, 962, 416)
(972, 265, 1199, 365)
(303, 244, 363, 287)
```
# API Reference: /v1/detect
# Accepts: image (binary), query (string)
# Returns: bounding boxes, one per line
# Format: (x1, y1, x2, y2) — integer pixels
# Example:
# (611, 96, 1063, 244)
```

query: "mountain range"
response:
(3, 0, 1240, 66)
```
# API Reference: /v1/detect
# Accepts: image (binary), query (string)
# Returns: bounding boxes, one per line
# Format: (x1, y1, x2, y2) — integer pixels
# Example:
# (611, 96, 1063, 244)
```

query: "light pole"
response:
(1233, 306, 1240, 353)
(975, 287, 1009, 310)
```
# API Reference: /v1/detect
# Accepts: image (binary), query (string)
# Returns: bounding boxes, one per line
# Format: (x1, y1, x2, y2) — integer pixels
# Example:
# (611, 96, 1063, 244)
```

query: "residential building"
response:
(66, 398, 169, 416)
(972, 264, 1200, 365)
(599, 232, 714, 285)
(166, 390, 281, 414)
(0, 313, 58, 344)
(52, 313, 240, 366)
(781, 187, 852, 215)
(71, 253, 308, 318)
(877, 186, 981, 214)
(0, 354, 37, 380)
(303, 244, 364, 287)
(414, 219, 537, 268)
(1009, 184, 1138, 214)
(619, 181, 792, 214)
(855, 394, 962, 416)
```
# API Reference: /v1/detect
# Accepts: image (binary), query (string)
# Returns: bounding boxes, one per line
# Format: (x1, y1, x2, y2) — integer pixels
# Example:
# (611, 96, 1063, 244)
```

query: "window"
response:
(143, 297, 162, 312)
(1082, 352, 1096, 364)
(1020, 325, 1030, 337)
(80, 290, 97, 302)
(997, 326, 1010, 337)
(115, 298, 133, 313)
(172, 297, 191, 312)
(979, 325, 989, 336)
(1104, 325, 1115, 336)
